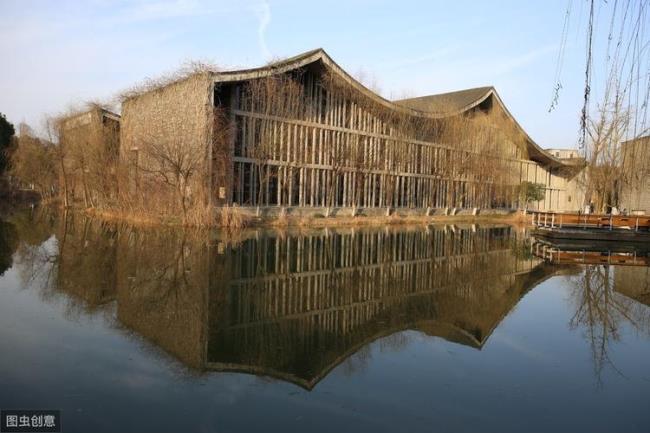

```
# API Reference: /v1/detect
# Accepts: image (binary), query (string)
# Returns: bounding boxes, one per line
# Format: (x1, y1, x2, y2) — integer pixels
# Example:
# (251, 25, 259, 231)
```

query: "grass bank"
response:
(81, 206, 529, 229)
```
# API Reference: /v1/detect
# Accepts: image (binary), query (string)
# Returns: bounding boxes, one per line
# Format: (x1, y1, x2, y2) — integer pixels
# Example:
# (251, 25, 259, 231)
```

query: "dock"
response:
(531, 211, 650, 231)
(531, 211, 650, 242)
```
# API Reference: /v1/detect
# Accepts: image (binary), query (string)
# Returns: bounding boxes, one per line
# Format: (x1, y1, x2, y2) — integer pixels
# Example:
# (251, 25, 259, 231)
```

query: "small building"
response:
(59, 107, 120, 206)
(60, 107, 120, 154)
(120, 49, 584, 212)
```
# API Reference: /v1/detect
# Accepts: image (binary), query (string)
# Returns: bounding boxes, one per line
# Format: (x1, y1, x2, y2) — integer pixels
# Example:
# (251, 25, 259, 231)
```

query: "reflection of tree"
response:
(0, 220, 18, 275)
(9, 207, 57, 246)
(117, 227, 206, 309)
(569, 265, 650, 385)
(55, 214, 118, 319)
(115, 226, 209, 369)
(7, 208, 60, 295)
(7, 209, 60, 294)
(13, 211, 210, 369)
(10, 210, 116, 319)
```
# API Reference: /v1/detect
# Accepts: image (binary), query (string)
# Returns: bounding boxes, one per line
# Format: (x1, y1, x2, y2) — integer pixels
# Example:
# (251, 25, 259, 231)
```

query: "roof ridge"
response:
(393, 86, 494, 103)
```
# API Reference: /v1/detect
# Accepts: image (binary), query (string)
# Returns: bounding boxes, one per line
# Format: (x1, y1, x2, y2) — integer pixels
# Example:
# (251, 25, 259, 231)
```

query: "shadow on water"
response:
(3, 209, 650, 390)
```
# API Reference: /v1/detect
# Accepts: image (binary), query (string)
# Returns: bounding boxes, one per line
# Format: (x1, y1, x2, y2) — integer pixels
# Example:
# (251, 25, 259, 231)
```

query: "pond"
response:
(0, 209, 649, 433)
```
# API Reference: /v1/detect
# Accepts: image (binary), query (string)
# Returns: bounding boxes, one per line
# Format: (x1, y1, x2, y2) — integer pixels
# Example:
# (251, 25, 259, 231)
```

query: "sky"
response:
(0, 0, 610, 149)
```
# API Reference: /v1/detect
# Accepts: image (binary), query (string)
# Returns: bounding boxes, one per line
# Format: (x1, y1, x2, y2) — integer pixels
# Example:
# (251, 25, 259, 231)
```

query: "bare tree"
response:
(138, 136, 204, 223)
(9, 123, 58, 199)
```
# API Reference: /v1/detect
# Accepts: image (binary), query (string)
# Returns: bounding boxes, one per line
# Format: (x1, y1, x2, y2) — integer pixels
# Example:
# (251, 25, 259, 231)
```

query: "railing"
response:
(531, 211, 650, 231)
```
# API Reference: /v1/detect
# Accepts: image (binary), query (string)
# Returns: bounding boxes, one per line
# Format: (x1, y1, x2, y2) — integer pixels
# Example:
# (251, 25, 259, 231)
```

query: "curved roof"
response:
(395, 86, 494, 115)
(214, 48, 570, 169)
(206, 320, 484, 390)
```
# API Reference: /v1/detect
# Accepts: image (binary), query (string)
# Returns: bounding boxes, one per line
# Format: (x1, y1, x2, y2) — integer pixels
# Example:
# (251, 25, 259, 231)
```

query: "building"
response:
(121, 49, 585, 213)
(60, 107, 120, 159)
(59, 107, 121, 206)
(545, 148, 581, 160)
(621, 135, 650, 212)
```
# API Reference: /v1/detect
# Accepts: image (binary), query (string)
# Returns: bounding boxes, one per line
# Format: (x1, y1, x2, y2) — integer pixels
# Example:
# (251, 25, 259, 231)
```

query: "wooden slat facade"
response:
(216, 69, 579, 211)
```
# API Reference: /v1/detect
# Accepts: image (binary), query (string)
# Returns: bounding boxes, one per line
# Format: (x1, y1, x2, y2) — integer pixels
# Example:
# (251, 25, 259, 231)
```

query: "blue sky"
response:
(0, 0, 607, 149)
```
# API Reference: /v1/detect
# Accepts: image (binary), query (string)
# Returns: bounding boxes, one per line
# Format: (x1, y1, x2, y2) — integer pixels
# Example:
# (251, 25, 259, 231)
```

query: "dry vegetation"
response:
(9, 70, 225, 226)
(580, 85, 649, 212)
(8, 124, 58, 200)
(117, 61, 221, 102)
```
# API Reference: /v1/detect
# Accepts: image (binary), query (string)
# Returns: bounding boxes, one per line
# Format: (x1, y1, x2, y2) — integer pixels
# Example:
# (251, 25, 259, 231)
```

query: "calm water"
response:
(1, 210, 649, 433)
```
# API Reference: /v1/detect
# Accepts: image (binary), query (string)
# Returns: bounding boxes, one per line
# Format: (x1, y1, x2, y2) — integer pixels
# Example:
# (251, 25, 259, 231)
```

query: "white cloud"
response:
(254, 1, 272, 60)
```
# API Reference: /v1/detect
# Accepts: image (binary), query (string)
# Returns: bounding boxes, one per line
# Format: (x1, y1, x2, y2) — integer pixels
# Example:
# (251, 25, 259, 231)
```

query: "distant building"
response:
(120, 49, 585, 212)
(621, 135, 650, 212)
(545, 148, 581, 160)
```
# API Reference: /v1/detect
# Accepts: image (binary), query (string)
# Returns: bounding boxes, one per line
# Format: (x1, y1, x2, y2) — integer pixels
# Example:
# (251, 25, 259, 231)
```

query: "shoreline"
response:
(2, 200, 530, 229)
(85, 206, 529, 229)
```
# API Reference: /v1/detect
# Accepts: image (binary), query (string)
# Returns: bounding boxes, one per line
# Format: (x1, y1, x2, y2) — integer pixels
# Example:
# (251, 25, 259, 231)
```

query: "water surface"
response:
(1, 210, 649, 433)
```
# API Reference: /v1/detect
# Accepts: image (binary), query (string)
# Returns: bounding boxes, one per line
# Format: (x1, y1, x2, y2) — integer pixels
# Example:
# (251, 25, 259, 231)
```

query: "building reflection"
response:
(14, 212, 643, 389)
(532, 236, 650, 308)
(204, 226, 548, 388)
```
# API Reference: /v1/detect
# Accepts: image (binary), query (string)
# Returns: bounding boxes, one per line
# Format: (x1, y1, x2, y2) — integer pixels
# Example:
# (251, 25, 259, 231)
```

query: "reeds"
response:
(218, 206, 252, 230)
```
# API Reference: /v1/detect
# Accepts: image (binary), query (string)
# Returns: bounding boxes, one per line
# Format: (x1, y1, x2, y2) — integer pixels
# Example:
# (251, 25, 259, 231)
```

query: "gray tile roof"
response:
(393, 86, 494, 115)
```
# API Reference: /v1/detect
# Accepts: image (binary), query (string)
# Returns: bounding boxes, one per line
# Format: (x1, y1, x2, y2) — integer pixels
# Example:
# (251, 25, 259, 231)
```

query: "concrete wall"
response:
(120, 74, 215, 204)
(621, 176, 650, 212)
(519, 159, 584, 212)
(621, 138, 650, 212)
